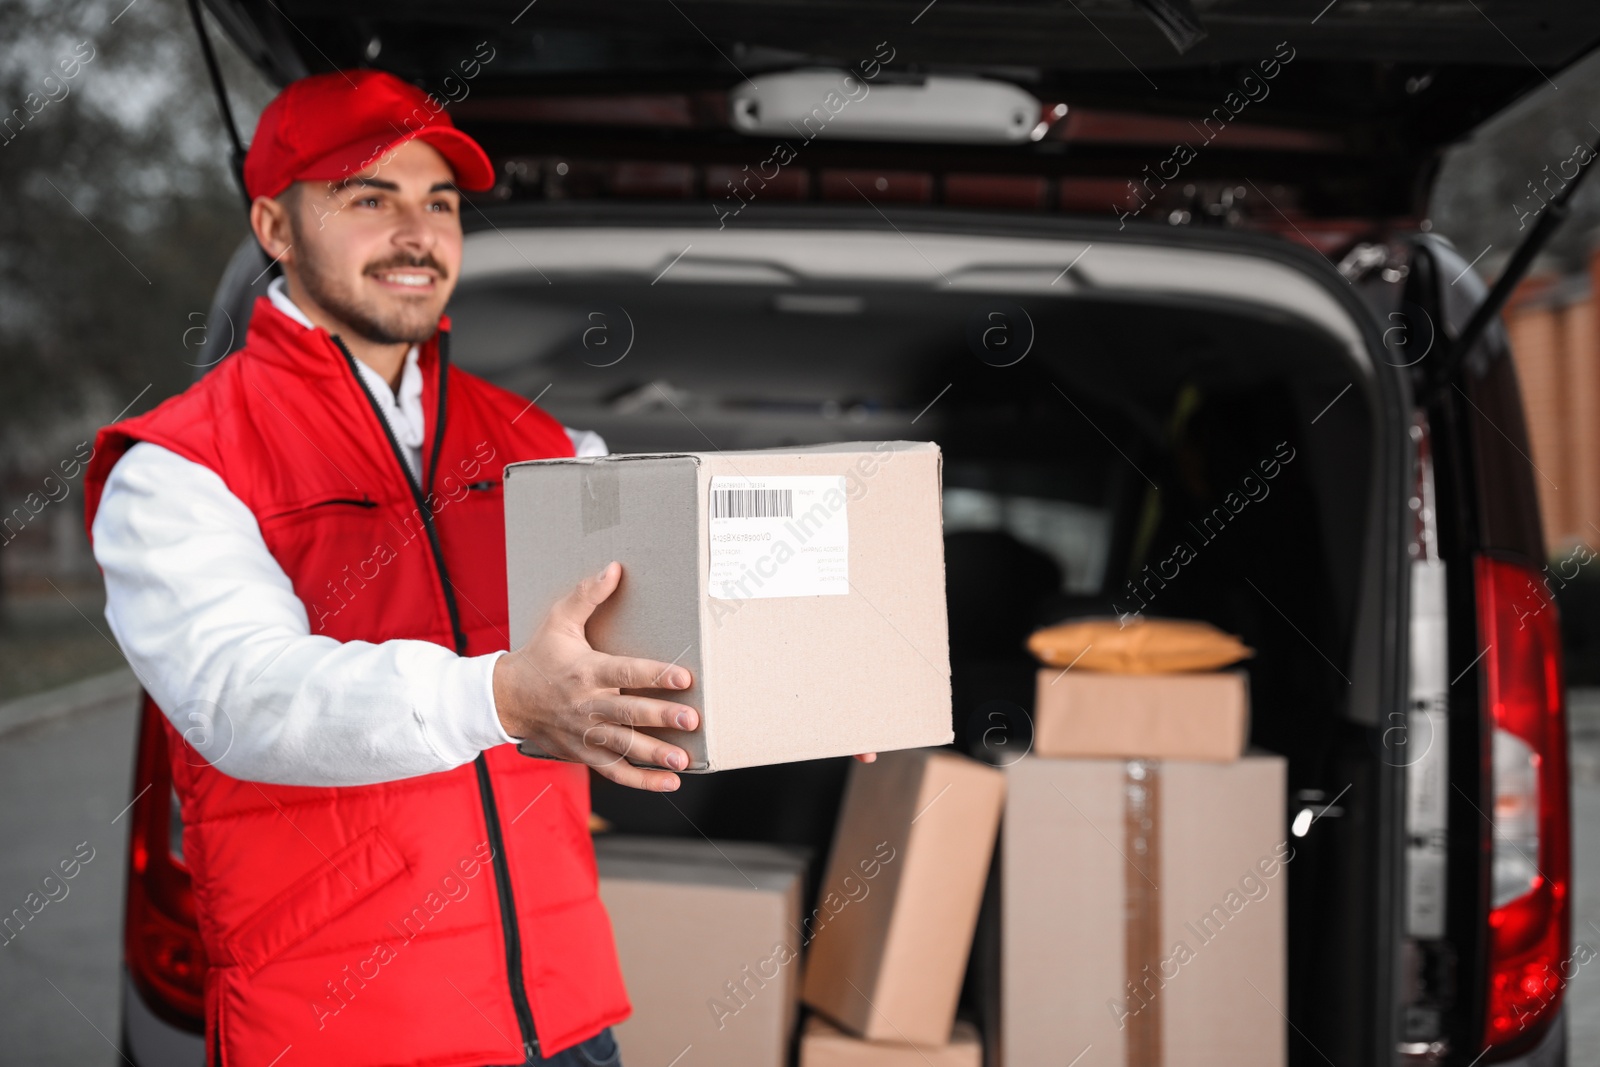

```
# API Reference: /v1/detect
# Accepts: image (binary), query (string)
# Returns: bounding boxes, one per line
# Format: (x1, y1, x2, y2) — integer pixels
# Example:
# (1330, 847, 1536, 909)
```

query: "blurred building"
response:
(1505, 251, 1600, 556)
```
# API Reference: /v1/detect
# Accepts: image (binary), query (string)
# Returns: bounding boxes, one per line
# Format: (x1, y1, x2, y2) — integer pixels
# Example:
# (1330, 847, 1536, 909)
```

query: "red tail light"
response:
(125, 697, 206, 1030)
(1474, 556, 1572, 1058)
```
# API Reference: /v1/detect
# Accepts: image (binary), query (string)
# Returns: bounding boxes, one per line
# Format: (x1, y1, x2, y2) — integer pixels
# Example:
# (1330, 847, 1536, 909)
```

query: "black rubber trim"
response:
(331, 333, 540, 1062)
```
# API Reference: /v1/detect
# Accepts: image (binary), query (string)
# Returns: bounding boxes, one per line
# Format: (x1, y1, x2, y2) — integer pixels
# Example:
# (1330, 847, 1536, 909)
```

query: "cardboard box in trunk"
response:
(596, 835, 808, 1067)
(505, 442, 953, 772)
(800, 1015, 982, 1067)
(1002, 754, 1288, 1067)
(1031, 668, 1249, 762)
(802, 749, 1005, 1045)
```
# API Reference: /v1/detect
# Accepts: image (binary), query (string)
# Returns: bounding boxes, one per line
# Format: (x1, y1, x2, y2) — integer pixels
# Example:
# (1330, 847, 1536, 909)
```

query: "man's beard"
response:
(289, 219, 449, 346)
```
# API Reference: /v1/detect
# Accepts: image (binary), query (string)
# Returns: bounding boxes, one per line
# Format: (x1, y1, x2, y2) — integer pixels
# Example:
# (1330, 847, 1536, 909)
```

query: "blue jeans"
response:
(507, 1028, 622, 1067)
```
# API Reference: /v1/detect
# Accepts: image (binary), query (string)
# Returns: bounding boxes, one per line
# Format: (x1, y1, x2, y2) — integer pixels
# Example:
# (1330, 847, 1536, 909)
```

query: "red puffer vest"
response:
(83, 297, 630, 1067)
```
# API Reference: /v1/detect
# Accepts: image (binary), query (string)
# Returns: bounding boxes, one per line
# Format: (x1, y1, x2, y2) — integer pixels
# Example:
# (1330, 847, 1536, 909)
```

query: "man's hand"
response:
(493, 560, 878, 787)
(494, 561, 699, 792)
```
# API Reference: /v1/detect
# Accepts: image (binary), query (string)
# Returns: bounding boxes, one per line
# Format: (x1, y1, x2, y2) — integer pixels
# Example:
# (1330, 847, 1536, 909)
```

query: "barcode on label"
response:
(711, 488, 793, 519)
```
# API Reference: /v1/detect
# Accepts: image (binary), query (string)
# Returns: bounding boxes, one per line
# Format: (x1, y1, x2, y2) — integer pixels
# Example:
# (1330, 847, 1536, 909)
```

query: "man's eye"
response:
(430, 200, 456, 213)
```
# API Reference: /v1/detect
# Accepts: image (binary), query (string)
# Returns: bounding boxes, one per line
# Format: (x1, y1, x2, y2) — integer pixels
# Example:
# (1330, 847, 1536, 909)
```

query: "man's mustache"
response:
(365, 254, 449, 281)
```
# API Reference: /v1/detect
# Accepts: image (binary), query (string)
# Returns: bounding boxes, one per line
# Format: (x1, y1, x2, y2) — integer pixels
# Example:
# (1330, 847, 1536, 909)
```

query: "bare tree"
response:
(0, 0, 270, 606)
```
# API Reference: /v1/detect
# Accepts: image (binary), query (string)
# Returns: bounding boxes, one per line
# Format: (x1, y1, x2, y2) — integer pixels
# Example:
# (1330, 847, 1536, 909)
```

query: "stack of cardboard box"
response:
(800, 749, 1005, 1066)
(594, 749, 1005, 1067)
(1002, 633, 1288, 1067)
(592, 658, 1287, 1067)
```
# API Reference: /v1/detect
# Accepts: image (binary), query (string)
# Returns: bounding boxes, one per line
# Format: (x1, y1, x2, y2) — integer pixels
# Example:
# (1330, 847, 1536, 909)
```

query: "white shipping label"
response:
(708, 475, 849, 600)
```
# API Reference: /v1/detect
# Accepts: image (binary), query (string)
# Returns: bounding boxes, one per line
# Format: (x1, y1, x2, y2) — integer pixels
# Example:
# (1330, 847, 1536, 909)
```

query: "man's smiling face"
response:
(279, 138, 464, 346)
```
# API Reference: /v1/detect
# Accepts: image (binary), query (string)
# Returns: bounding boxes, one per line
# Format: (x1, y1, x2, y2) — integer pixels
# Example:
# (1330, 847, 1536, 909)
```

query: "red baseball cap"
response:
(243, 69, 495, 201)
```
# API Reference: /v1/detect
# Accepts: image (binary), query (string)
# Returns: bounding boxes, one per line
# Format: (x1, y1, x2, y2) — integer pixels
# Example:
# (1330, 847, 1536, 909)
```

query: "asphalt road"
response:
(0, 670, 138, 1064)
(0, 675, 1597, 1064)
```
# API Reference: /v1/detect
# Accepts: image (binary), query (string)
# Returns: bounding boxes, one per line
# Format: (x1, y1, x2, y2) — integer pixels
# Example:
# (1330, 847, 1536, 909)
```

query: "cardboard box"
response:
(800, 1015, 981, 1066)
(1002, 755, 1288, 1067)
(801, 749, 1005, 1045)
(505, 442, 953, 772)
(596, 835, 808, 1067)
(1031, 669, 1249, 762)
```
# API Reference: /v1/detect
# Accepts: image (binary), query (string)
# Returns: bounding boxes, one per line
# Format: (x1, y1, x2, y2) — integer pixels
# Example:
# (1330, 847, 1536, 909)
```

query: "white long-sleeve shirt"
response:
(93, 283, 607, 787)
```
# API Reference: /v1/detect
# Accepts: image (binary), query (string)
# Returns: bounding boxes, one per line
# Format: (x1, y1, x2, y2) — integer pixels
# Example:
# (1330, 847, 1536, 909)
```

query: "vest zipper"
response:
(332, 334, 542, 1064)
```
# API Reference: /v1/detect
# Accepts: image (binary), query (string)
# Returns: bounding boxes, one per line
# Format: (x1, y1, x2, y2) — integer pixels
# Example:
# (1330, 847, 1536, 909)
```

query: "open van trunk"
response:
(441, 205, 1410, 1065)
(116, 3, 1585, 1062)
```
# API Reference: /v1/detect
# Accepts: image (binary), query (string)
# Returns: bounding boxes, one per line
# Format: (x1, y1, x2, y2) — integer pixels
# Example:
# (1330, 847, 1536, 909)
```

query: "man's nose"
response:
(390, 201, 437, 253)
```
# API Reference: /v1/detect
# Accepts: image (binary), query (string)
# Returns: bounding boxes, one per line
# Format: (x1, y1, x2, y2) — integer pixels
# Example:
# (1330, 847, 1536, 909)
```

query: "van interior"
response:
(446, 209, 1387, 1063)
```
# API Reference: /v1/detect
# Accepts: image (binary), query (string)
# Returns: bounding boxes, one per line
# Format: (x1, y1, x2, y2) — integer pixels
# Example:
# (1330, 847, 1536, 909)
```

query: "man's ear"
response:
(249, 188, 297, 267)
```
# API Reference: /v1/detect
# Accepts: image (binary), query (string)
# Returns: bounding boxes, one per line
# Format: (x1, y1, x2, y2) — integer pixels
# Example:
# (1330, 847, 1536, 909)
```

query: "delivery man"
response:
(83, 69, 876, 1067)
